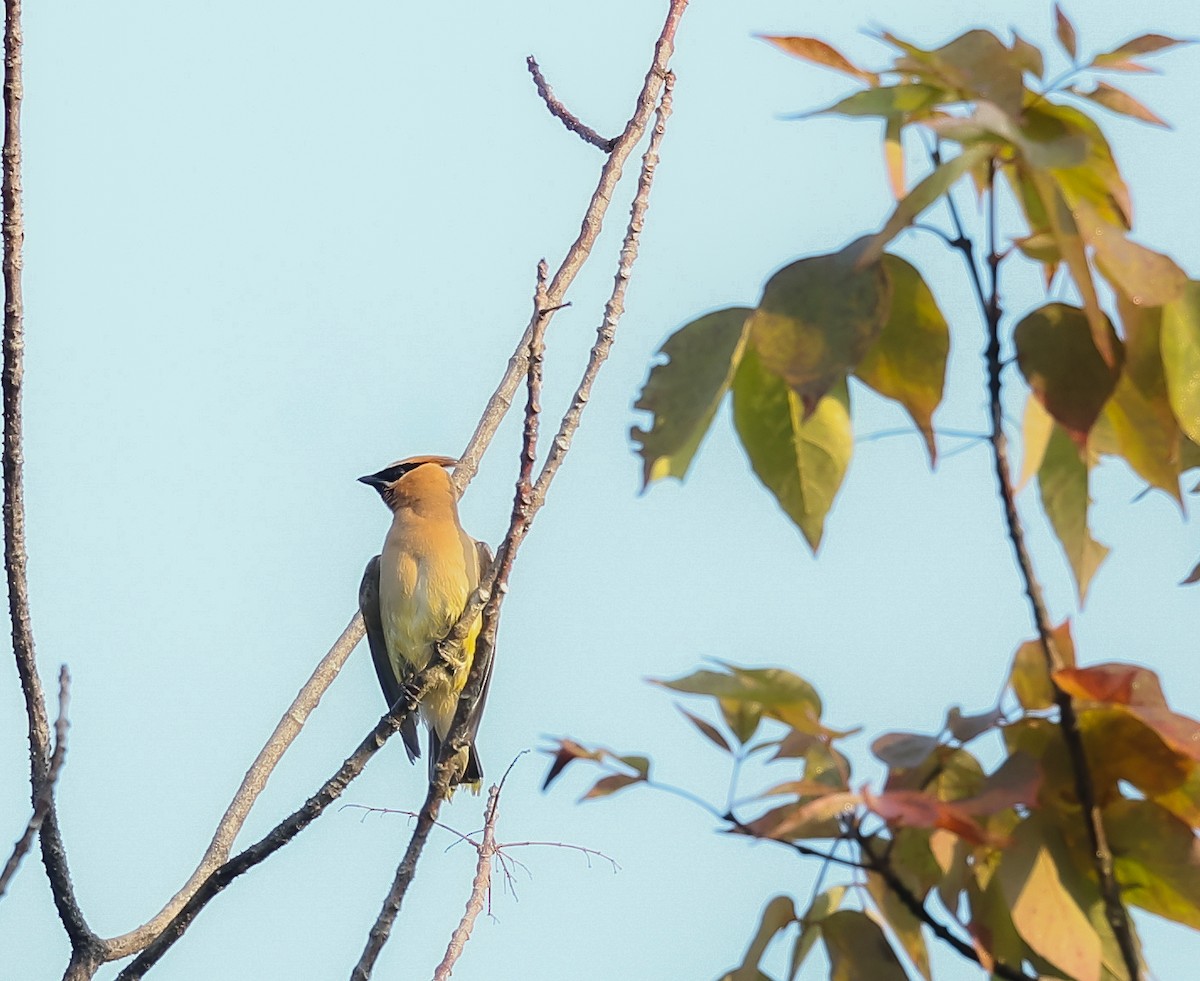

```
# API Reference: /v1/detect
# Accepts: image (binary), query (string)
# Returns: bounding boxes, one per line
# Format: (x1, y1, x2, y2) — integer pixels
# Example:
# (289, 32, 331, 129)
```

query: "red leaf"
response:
(863, 787, 1000, 847)
(1054, 4, 1078, 61)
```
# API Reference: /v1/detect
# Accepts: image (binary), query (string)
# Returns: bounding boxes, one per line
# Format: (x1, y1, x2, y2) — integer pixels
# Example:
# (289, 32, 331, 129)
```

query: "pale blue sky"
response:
(3, 1, 1198, 979)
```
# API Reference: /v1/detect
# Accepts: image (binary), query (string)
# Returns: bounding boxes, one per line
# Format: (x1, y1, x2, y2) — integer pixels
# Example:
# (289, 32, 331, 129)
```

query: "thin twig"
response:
(532, 70, 676, 505)
(431, 784, 502, 981)
(527, 57, 616, 152)
(452, 0, 687, 493)
(0, 664, 69, 899)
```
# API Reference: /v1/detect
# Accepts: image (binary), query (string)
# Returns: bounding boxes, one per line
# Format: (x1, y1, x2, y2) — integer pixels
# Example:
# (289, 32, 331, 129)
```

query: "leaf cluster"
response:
(631, 11, 1200, 594)
(545, 634, 1200, 981)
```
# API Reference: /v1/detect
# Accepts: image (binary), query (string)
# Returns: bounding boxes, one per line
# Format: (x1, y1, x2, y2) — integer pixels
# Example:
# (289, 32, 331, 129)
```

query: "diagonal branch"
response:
(112, 674, 438, 980)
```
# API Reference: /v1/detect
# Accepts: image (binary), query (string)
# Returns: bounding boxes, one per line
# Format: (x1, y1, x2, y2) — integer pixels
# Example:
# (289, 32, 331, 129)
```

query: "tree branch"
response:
(431, 783, 502, 981)
(3, 0, 97, 958)
(0, 664, 68, 899)
(527, 56, 616, 152)
(112, 676, 438, 980)
(965, 159, 1140, 979)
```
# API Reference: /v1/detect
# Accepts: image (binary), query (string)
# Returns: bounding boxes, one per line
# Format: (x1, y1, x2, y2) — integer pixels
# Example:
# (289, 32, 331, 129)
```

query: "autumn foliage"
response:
(545, 8, 1199, 981)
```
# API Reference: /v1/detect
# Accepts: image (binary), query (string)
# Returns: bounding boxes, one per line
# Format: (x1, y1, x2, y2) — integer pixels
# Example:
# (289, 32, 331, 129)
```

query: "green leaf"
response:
(861, 142, 996, 264)
(854, 255, 950, 465)
(721, 698, 763, 745)
(655, 665, 826, 734)
(1010, 638, 1057, 711)
(806, 83, 944, 119)
(722, 895, 798, 981)
(1106, 799, 1200, 928)
(1038, 423, 1110, 602)
(748, 242, 891, 413)
(1054, 4, 1078, 61)
(1030, 100, 1132, 228)
(1102, 299, 1183, 502)
(732, 346, 853, 552)
(1091, 33, 1193, 68)
(866, 873, 931, 980)
(760, 35, 879, 85)
(999, 816, 1103, 981)
(632, 307, 751, 487)
(1015, 303, 1122, 444)
(821, 910, 910, 981)
(1073, 81, 1169, 127)
(1028, 170, 1118, 363)
(1076, 203, 1188, 309)
(1162, 281, 1200, 445)
(789, 887, 846, 980)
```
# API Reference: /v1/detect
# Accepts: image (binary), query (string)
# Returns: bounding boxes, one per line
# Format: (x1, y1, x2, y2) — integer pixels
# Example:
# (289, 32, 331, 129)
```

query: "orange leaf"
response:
(760, 35, 878, 84)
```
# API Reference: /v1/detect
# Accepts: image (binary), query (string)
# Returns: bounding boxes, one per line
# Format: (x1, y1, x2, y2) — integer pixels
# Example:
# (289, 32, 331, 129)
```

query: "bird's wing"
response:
(461, 539, 497, 783)
(359, 554, 422, 763)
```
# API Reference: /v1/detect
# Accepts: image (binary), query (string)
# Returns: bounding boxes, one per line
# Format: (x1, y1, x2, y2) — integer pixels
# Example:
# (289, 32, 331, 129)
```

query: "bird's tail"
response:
(427, 731, 483, 796)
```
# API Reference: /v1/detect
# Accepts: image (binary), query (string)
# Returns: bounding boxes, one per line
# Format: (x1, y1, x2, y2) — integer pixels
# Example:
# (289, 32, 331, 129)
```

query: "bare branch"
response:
(532, 71, 675, 504)
(452, 0, 688, 494)
(0, 665, 69, 899)
(3, 0, 97, 957)
(112, 677, 436, 981)
(431, 784, 502, 981)
(526, 56, 616, 152)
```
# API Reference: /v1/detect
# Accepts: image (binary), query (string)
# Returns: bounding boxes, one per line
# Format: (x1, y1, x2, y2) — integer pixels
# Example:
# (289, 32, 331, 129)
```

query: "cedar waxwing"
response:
(358, 455, 493, 792)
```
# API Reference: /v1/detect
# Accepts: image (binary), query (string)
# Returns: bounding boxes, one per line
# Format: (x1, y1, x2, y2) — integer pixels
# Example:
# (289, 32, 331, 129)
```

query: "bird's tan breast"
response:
(378, 528, 475, 675)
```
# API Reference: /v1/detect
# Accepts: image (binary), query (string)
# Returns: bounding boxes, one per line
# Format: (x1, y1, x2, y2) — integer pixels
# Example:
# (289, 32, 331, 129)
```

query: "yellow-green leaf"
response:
(1015, 303, 1122, 444)
(632, 307, 751, 487)
(749, 243, 891, 414)
(1038, 423, 1110, 602)
(806, 82, 944, 119)
(789, 887, 846, 980)
(722, 895, 798, 981)
(1106, 799, 1200, 928)
(861, 143, 996, 264)
(732, 347, 853, 552)
(854, 255, 950, 465)
(1018, 394, 1055, 493)
(999, 816, 1102, 981)
(867, 873, 932, 980)
(1162, 281, 1200, 445)
(1102, 299, 1182, 502)
(821, 910, 910, 981)
(1028, 170, 1117, 363)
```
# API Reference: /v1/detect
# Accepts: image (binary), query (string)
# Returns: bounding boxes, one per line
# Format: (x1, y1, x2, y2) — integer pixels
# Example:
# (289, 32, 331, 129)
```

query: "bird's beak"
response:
(358, 474, 390, 490)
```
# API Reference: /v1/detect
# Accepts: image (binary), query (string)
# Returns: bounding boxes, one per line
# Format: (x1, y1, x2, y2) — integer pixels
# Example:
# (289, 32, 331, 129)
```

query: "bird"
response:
(358, 455, 493, 793)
